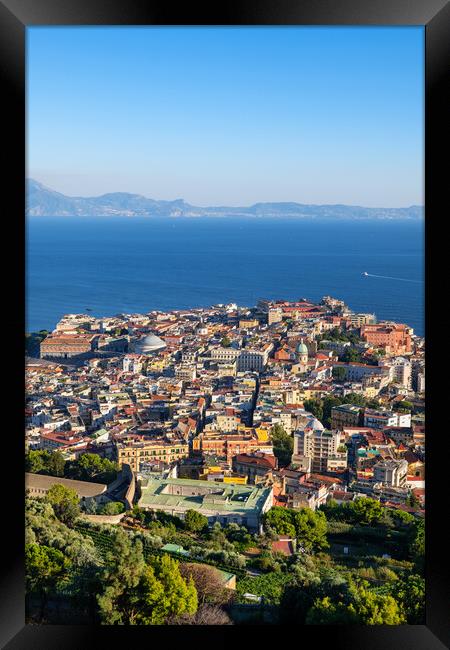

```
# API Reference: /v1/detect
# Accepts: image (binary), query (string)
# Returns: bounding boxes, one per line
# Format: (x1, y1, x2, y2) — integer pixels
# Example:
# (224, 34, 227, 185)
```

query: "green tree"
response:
(146, 554, 198, 623)
(97, 528, 149, 624)
(303, 399, 324, 424)
(65, 453, 118, 484)
(270, 424, 294, 467)
(184, 509, 208, 533)
(340, 348, 363, 364)
(408, 519, 425, 574)
(406, 492, 421, 510)
(343, 392, 369, 407)
(97, 530, 197, 625)
(46, 484, 80, 527)
(224, 523, 253, 550)
(348, 582, 405, 624)
(350, 497, 384, 525)
(25, 450, 66, 477)
(221, 337, 231, 347)
(254, 551, 283, 573)
(306, 596, 359, 624)
(25, 450, 47, 474)
(322, 396, 343, 427)
(332, 366, 347, 382)
(100, 501, 125, 515)
(390, 574, 425, 624)
(77, 453, 105, 478)
(263, 507, 296, 538)
(25, 543, 70, 620)
(26, 496, 100, 569)
(47, 451, 66, 477)
(396, 401, 413, 413)
(293, 508, 329, 552)
(263, 507, 328, 552)
(306, 582, 405, 625)
(390, 509, 415, 526)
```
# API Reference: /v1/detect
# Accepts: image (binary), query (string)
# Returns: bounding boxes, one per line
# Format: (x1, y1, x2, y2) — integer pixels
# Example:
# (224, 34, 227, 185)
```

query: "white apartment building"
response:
(363, 409, 411, 430)
(373, 459, 408, 487)
(175, 364, 197, 381)
(122, 354, 145, 374)
(237, 344, 273, 372)
(292, 421, 347, 473)
(335, 363, 390, 382)
(416, 372, 425, 393)
(349, 313, 377, 327)
(209, 347, 240, 364)
(386, 357, 412, 388)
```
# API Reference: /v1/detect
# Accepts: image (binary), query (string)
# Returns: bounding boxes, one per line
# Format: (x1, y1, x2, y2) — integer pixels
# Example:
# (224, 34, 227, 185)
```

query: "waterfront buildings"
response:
(360, 323, 412, 355)
(40, 333, 96, 360)
(27, 296, 425, 522)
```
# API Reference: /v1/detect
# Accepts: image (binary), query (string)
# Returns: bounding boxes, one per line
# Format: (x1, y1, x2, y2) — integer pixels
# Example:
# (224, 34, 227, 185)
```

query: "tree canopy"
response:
(263, 507, 328, 552)
(26, 450, 66, 477)
(45, 484, 80, 527)
(184, 509, 208, 533)
(306, 581, 405, 625)
(96, 529, 198, 625)
(270, 424, 293, 468)
(390, 574, 425, 624)
(100, 501, 125, 516)
(25, 450, 119, 485)
(26, 542, 70, 595)
(65, 453, 118, 484)
(320, 497, 384, 526)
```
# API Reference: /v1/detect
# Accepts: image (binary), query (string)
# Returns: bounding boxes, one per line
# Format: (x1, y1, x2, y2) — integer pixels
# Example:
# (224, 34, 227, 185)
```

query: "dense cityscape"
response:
(25, 295, 425, 625)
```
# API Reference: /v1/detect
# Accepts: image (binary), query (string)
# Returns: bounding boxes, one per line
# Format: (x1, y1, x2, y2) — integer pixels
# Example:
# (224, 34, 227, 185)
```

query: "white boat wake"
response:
(363, 272, 423, 283)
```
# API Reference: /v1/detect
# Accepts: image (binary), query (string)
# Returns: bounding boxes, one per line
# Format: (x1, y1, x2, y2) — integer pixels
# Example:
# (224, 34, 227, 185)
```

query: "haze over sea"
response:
(26, 217, 424, 336)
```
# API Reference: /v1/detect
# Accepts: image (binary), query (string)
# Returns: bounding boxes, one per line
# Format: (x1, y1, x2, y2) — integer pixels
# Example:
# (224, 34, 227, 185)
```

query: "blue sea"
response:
(26, 217, 425, 336)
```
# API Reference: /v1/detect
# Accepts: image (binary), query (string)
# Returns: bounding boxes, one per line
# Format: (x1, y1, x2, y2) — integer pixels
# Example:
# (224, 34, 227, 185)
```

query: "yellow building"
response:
(199, 467, 248, 484)
(363, 386, 380, 398)
(117, 437, 189, 472)
(239, 319, 259, 329)
(147, 357, 168, 371)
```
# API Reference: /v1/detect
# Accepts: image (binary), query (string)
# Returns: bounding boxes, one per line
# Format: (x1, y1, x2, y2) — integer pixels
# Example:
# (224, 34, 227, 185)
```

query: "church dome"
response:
(306, 415, 324, 431)
(134, 333, 166, 354)
(296, 341, 308, 354)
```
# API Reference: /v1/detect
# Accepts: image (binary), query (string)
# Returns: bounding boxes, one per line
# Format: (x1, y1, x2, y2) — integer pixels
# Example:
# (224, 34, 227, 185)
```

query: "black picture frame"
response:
(1, 0, 449, 647)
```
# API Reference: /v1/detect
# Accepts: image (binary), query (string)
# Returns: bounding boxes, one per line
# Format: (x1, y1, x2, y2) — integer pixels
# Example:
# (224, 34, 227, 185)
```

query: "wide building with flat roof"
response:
(25, 472, 108, 505)
(138, 476, 273, 532)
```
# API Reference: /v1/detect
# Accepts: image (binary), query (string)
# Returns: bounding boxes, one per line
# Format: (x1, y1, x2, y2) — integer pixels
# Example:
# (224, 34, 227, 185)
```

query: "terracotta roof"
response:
(271, 539, 295, 556)
(234, 453, 277, 469)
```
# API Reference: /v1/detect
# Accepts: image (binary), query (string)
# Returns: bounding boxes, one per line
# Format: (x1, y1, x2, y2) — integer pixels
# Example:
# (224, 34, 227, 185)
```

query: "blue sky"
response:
(27, 26, 424, 207)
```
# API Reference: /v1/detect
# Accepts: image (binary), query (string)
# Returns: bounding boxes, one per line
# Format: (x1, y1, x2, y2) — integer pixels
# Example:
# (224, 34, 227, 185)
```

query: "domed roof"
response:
(305, 415, 324, 431)
(310, 417, 324, 430)
(134, 333, 166, 354)
(296, 341, 308, 354)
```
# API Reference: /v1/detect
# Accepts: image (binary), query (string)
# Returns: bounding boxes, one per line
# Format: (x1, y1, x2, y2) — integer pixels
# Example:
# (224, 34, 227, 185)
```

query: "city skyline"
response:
(27, 26, 424, 208)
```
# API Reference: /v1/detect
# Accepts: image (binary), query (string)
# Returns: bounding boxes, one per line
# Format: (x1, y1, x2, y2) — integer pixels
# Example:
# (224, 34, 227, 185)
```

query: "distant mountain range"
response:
(26, 179, 424, 220)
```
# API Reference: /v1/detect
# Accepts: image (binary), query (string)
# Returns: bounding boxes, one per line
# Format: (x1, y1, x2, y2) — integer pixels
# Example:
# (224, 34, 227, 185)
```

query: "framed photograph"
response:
(1, 0, 448, 647)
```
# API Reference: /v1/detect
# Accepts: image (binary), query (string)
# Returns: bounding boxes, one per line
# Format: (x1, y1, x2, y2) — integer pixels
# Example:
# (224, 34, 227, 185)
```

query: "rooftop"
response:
(138, 476, 272, 515)
(25, 472, 107, 497)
